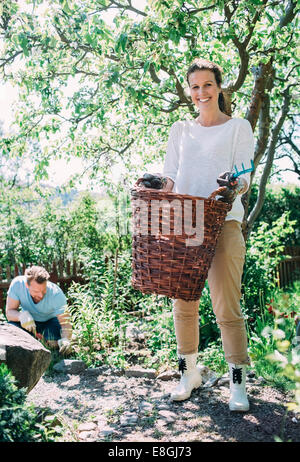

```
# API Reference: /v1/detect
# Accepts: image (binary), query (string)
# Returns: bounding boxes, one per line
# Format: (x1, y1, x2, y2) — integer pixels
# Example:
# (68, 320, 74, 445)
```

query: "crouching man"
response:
(6, 265, 73, 355)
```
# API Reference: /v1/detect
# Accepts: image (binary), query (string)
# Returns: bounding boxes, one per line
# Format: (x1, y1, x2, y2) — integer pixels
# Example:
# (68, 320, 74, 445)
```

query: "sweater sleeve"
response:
(163, 121, 181, 183)
(233, 119, 255, 192)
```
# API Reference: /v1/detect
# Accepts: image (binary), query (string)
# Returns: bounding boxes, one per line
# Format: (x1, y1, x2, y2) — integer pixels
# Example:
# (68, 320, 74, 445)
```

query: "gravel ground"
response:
(26, 365, 300, 443)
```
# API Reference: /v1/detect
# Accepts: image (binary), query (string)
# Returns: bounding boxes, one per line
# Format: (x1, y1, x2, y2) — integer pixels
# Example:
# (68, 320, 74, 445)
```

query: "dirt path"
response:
(27, 366, 299, 443)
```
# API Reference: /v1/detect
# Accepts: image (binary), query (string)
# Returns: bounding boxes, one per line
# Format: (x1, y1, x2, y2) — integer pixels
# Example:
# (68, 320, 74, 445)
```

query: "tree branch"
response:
(182, 3, 217, 15)
(224, 0, 268, 93)
(0, 50, 23, 70)
(247, 85, 293, 231)
(279, 0, 298, 28)
(160, 64, 194, 114)
(246, 58, 274, 131)
(110, 0, 147, 17)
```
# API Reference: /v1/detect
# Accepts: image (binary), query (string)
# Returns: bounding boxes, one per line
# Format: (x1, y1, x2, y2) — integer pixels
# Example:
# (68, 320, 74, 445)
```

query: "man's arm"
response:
(6, 296, 36, 334)
(57, 310, 72, 340)
(6, 296, 21, 321)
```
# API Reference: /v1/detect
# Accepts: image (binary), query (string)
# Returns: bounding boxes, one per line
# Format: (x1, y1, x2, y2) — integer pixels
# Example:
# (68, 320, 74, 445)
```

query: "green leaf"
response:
(18, 33, 29, 56)
(143, 61, 151, 73)
(265, 12, 274, 24)
(62, 0, 72, 14)
(116, 33, 128, 53)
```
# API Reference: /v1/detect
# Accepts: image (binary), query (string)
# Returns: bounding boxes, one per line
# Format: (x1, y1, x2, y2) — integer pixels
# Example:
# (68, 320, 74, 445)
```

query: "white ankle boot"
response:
(170, 353, 202, 401)
(228, 363, 249, 412)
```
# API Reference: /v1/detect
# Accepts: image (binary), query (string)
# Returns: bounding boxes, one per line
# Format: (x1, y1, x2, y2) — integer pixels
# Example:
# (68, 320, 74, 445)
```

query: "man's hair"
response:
(25, 266, 50, 285)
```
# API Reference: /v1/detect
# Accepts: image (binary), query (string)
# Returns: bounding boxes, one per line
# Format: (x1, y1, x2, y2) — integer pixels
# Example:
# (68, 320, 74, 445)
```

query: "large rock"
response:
(0, 322, 51, 393)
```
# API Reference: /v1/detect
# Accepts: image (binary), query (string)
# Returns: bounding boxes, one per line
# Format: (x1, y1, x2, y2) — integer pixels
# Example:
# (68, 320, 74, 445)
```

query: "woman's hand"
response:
(161, 177, 174, 191)
(216, 172, 247, 203)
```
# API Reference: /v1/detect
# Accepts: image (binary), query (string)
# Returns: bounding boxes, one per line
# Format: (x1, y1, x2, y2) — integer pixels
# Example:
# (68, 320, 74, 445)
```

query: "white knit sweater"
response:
(163, 117, 255, 223)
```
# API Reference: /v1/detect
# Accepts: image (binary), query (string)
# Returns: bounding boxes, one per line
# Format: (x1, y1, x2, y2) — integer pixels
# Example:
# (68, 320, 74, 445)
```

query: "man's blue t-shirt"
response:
(7, 276, 67, 322)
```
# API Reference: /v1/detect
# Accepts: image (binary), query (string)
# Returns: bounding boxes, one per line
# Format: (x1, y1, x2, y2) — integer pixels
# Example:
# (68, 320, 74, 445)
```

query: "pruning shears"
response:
(219, 160, 255, 189)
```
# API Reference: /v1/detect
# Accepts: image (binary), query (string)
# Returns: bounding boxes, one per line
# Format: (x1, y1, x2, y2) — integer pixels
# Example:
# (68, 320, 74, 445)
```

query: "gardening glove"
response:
(136, 173, 167, 190)
(216, 171, 246, 203)
(58, 337, 73, 355)
(19, 311, 36, 334)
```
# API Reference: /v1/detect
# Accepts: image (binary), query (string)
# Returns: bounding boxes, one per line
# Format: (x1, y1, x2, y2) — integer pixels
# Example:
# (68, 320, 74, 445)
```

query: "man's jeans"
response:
(9, 316, 61, 341)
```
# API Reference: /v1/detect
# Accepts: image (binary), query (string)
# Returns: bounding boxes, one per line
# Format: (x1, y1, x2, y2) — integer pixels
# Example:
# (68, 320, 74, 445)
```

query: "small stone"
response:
(84, 366, 109, 376)
(247, 370, 256, 378)
(139, 401, 153, 413)
(157, 420, 167, 427)
(202, 375, 219, 388)
(158, 410, 176, 423)
(95, 414, 107, 425)
(53, 359, 87, 375)
(157, 370, 180, 381)
(78, 431, 96, 440)
(257, 376, 267, 384)
(120, 412, 138, 426)
(78, 422, 98, 432)
(217, 377, 230, 387)
(197, 365, 216, 383)
(156, 403, 170, 410)
(125, 367, 156, 379)
(98, 428, 115, 437)
(219, 386, 229, 392)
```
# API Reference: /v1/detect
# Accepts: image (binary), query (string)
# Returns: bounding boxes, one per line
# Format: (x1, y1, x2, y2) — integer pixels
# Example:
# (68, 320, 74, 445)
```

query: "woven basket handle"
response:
(208, 186, 224, 200)
(134, 178, 143, 187)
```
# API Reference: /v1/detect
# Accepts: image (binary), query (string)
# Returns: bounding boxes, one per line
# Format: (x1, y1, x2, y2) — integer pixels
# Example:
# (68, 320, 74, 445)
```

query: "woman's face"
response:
(188, 69, 221, 111)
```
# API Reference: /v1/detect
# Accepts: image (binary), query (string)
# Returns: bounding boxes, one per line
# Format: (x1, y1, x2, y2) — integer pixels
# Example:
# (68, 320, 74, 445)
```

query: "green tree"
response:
(0, 181, 108, 267)
(0, 0, 298, 233)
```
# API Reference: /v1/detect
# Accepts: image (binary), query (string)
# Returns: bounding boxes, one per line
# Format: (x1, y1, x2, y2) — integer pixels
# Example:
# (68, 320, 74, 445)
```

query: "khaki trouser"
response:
(172, 220, 250, 365)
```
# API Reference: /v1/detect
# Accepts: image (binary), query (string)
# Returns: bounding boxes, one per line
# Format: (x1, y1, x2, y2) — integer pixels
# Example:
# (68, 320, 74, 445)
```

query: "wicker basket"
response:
(131, 187, 232, 301)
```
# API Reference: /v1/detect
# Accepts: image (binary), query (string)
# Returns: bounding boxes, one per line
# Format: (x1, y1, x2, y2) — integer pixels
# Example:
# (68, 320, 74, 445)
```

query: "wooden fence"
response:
(0, 260, 86, 315)
(0, 247, 299, 315)
(277, 246, 300, 288)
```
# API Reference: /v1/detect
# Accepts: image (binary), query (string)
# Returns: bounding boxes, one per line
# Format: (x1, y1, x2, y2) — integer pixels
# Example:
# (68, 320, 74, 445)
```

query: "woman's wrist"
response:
(163, 177, 174, 191)
(237, 178, 248, 195)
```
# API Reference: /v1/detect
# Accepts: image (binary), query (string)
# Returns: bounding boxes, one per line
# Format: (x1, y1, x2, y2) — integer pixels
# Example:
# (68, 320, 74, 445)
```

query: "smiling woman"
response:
(161, 57, 255, 411)
(187, 58, 229, 126)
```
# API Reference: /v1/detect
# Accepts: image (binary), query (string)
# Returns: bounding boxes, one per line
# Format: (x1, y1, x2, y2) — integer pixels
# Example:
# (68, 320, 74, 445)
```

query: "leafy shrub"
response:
(141, 295, 177, 368)
(0, 364, 46, 442)
(249, 184, 300, 246)
(264, 284, 300, 407)
(198, 339, 228, 375)
(247, 282, 300, 391)
(67, 282, 127, 368)
(242, 212, 296, 319)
